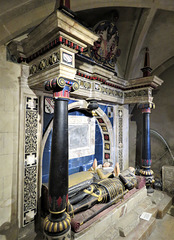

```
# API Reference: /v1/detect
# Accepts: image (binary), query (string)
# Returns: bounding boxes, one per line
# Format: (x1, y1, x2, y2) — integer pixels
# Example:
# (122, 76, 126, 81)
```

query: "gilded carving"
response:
(30, 52, 60, 75)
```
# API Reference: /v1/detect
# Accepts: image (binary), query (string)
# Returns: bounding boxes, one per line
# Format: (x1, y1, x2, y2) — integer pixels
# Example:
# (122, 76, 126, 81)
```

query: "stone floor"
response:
(148, 205, 174, 240)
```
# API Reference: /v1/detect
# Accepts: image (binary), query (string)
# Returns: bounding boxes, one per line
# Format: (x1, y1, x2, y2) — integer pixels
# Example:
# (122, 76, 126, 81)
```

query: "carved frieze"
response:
(23, 97, 39, 226)
(117, 108, 123, 171)
(30, 52, 60, 75)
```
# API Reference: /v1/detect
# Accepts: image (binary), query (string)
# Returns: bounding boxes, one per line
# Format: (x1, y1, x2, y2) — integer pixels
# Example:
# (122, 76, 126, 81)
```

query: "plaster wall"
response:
(0, 45, 20, 239)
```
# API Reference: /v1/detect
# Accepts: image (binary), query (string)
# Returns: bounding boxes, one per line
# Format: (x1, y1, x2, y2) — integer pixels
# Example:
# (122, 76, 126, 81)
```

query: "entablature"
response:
(7, 7, 163, 106)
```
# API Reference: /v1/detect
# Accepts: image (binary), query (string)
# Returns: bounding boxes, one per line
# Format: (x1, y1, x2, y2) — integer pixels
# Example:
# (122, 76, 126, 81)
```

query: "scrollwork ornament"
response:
(72, 81, 79, 91)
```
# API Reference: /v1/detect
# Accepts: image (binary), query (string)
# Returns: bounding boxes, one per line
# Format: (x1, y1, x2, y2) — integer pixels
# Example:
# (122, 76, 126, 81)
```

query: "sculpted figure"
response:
(68, 161, 137, 215)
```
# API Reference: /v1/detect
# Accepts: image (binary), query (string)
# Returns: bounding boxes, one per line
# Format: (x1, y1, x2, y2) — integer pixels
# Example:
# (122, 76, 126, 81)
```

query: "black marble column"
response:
(43, 77, 79, 239)
(138, 103, 155, 193)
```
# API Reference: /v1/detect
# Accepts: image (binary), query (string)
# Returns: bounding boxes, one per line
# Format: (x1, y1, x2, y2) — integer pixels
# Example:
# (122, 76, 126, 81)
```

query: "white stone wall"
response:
(0, 45, 20, 238)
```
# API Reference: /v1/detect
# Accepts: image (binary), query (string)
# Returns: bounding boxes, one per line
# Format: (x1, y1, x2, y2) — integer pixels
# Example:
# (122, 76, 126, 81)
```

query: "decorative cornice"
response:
(18, 36, 84, 63)
(76, 70, 160, 91)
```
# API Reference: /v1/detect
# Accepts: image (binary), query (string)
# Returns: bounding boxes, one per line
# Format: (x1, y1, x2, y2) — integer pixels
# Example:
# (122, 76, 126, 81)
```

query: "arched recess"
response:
(40, 99, 113, 181)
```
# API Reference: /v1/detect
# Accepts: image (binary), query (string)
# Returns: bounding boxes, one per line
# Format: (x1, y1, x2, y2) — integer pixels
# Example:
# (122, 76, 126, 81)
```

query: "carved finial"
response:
(141, 47, 152, 77)
(55, 0, 70, 10)
(144, 47, 150, 67)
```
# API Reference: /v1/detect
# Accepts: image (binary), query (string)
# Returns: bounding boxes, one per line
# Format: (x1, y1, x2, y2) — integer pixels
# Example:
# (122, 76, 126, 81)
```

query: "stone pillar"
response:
(43, 77, 79, 240)
(138, 103, 155, 193)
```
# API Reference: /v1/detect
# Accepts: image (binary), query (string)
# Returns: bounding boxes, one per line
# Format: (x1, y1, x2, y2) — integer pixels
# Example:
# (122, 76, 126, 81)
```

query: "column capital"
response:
(45, 77, 79, 99)
(137, 102, 155, 111)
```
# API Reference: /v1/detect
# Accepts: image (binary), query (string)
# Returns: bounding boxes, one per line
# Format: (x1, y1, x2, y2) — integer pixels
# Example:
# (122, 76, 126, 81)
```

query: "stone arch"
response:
(40, 99, 113, 180)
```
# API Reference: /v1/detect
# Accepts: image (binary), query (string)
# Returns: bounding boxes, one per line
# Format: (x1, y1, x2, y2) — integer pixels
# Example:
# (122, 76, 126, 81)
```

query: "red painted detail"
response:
(104, 134, 109, 140)
(98, 118, 104, 123)
(65, 39, 68, 45)
(84, 75, 86, 78)
(57, 196, 62, 208)
(75, 45, 79, 50)
(142, 108, 151, 113)
(70, 42, 73, 48)
(65, 0, 70, 9)
(64, 90, 70, 98)
(50, 79, 53, 88)
(105, 153, 110, 159)
(81, 48, 83, 52)
(66, 194, 68, 203)
(59, 36, 63, 42)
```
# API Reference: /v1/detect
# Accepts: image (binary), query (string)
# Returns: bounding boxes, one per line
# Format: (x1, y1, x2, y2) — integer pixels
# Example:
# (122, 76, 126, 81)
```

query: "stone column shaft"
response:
(49, 98, 68, 214)
(142, 108, 151, 168)
(43, 77, 76, 239)
(138, 103, 155, 193)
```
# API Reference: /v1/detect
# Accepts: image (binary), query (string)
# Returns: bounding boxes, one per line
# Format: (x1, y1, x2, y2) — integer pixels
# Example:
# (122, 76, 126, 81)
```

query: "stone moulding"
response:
(8, 7, 163, 106)
(16, 9, 99, 61)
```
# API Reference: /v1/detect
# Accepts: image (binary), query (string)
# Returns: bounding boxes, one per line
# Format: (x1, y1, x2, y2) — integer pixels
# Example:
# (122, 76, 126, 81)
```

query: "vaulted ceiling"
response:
(0, 0, 174, 79)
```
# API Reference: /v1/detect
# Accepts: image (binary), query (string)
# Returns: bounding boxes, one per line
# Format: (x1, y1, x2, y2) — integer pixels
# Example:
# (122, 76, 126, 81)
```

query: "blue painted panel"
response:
(69, 155, 94, 175)
(42, 174, 49, 183)
(69, 99, 77, 104)
(42, 101, 115, 183)
(95, 121, 103, 165)
(42, 131, 52, 183)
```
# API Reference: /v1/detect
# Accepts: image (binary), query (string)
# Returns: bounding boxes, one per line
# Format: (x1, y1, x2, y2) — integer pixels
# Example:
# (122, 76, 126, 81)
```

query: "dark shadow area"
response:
(130, 104, 143, 169)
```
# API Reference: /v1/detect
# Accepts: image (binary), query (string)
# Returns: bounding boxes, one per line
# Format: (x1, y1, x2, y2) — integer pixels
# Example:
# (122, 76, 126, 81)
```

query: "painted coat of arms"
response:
(89, 20, 121, 69)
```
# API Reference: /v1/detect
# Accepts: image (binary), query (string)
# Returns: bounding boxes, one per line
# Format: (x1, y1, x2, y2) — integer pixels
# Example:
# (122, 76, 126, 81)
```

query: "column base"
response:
(44, 212, 71, 238)
(44, 227, 71, 240)
(139, 169, 154, 193)
(146, 185, 154, 194)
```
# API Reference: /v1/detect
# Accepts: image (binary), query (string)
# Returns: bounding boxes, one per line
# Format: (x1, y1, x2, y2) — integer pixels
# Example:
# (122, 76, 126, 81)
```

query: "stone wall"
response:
(151, 66, 174, 178)
(0, 45, 20, 239)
